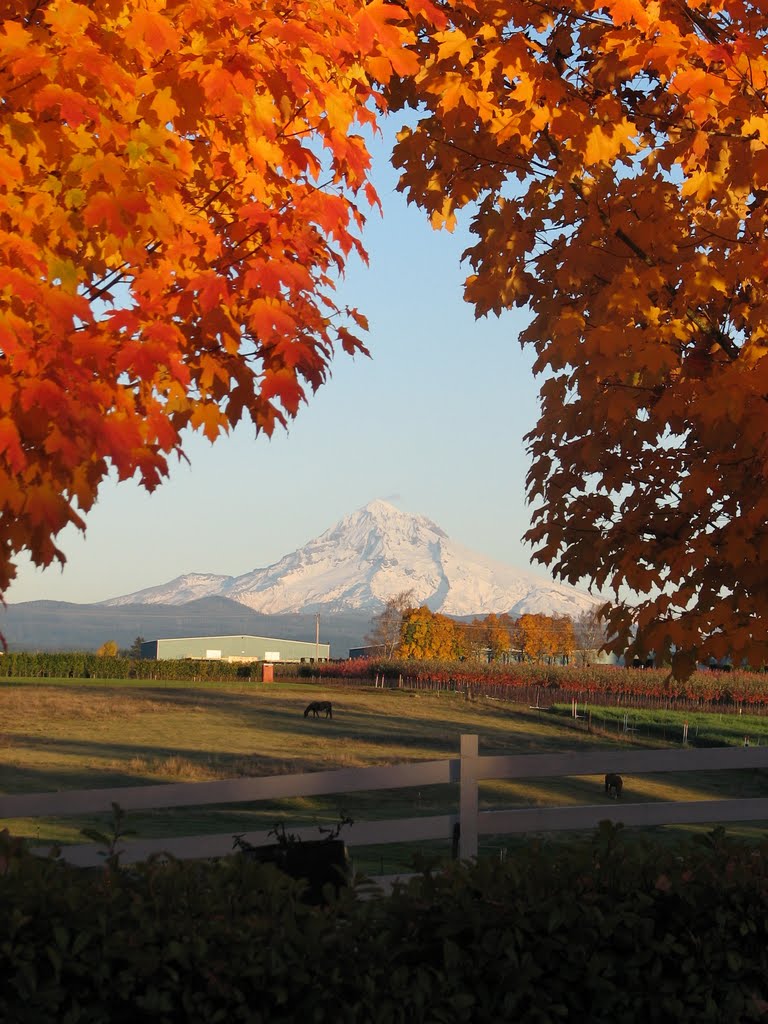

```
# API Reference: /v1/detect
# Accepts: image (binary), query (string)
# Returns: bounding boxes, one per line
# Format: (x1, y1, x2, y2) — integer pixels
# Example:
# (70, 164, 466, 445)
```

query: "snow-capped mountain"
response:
(111, 573, 232, 606)
(102, 499, 599, 618)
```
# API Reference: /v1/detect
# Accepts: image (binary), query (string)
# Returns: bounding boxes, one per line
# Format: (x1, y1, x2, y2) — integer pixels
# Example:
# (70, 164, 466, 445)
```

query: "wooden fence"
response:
(3, 736, 768, 867)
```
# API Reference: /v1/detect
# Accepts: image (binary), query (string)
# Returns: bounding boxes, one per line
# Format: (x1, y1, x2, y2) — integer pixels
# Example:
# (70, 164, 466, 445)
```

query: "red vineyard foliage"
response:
(316, 658, 768, 710)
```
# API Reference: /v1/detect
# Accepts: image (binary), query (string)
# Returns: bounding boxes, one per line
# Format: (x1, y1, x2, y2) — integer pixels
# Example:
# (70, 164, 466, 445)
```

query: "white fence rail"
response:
(3, 736, 768, 867)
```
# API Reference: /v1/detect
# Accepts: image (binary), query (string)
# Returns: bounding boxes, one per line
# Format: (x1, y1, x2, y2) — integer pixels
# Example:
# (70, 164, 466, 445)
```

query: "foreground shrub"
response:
(2, 824, 768, 1022)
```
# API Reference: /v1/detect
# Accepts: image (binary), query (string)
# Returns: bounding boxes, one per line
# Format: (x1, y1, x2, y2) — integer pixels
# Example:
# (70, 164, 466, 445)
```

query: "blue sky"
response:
(7, 125, 547, 606)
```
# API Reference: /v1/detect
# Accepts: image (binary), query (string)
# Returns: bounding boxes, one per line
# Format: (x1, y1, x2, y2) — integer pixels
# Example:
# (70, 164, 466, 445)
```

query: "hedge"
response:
(2, 824, 768, 1022)
(0, 652, 261, 682)
(0, 653, 313, 682)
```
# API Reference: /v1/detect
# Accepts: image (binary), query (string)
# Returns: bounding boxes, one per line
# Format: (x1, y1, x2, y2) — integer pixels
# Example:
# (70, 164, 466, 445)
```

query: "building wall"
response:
(140, 640, 160, 660)
(349, 645, 385, 659)
(140, 635, 330, 662)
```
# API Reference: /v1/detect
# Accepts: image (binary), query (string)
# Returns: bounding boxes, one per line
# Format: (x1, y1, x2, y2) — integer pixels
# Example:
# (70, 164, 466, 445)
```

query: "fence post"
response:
(459, 734, 479, 860)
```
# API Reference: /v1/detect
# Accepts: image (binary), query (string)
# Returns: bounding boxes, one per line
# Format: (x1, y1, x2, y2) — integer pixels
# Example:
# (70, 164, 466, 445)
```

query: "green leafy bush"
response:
(2, 825, 768, 1022)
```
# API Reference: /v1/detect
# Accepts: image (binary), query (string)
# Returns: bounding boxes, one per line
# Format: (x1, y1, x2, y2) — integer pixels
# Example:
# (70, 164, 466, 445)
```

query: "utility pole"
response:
(315, 613, 320, 663)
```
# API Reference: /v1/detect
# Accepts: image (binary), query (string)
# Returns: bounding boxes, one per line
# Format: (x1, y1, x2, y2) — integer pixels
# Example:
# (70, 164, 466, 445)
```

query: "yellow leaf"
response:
(681, 169, 719, 200)
(429, 197, 457, 232)
(151, 87, 179, 127)
(584, 118, 637, 165)
(47, 257, 79, 294)
(436, 30, 475, 65)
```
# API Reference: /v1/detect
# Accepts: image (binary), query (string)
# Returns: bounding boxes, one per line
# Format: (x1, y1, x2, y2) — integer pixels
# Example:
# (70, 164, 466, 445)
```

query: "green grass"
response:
(3, 677, 768, 874)
(561, 702, 768, 748)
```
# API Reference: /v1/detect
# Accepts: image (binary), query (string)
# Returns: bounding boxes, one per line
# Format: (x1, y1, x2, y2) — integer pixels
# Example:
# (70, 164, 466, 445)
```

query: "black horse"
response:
(304, 701, 333, 719)
(604, 773, 623, 798)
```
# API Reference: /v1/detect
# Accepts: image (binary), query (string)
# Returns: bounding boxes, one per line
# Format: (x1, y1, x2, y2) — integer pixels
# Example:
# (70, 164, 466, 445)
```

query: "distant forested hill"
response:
(0, 597, 371, 659)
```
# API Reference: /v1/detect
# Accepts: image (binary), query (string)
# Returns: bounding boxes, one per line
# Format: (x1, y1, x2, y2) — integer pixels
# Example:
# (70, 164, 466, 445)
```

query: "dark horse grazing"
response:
(605, 773, 623, 798)
(304, 701, 333, 719)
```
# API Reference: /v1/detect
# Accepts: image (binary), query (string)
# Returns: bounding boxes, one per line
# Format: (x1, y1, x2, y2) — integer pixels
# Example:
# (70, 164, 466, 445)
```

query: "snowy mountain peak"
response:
(349, 499, 448, 541)
(102, 500, 598, 618)
(315, 500, 448, 567)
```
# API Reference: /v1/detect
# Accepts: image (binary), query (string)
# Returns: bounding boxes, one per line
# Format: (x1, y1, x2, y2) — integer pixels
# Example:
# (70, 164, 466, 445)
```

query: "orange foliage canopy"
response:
(391, 0, 768, 674)
(6, 0, 768, 679)
(0, 0, 440, 595)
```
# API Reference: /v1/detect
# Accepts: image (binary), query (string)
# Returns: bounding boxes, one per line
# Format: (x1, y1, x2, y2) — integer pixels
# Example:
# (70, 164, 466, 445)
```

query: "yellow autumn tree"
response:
(391, 0, 768, 676)
(513, 614, 550, 663)
(512, 613, 573, 664)
(551, 615, 576, 665)
(483, 612, 513, 661)
(398, 605, 464, 660)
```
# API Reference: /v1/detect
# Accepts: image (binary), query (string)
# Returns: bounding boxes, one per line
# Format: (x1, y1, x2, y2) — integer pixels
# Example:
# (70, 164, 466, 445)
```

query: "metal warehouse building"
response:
(140, 635, 330, 663)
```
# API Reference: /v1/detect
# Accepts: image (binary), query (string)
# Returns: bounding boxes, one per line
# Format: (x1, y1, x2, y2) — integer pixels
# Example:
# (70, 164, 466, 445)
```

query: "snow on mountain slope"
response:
(103, 573, 232, 608)
(102, 499, 598, 617)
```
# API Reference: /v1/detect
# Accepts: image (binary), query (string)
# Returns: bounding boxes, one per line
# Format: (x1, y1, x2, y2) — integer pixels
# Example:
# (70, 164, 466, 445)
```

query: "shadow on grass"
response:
(9, 682, 768, 860)
(3, 698, 615, 782)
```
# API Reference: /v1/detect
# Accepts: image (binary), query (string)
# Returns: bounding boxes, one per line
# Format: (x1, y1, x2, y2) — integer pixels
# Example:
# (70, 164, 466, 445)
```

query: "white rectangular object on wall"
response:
(264, 651, 280, 661)
(205, 650, 222, 659)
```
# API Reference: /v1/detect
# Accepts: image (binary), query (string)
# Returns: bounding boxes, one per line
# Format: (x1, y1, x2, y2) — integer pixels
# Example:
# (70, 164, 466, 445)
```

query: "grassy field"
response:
(556, 701, 768, 748)
(3, 677, 768, 873)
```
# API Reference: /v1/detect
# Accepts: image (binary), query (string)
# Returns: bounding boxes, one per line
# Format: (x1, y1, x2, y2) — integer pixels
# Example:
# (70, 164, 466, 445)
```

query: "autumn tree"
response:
(366, 588, 416, 656)
(398, 605, 464, 660)
(0, 0, 439, 598)
(513, 614, 551, 663)
(390, 1, 768, 675)
(96, 639, 119, 657)
(512, 613, 573, 664)
(551, 615, 576, 665)
(461, 618, 488, 661)
(482, 611, 513, 661)
(12, 0, 766, 680)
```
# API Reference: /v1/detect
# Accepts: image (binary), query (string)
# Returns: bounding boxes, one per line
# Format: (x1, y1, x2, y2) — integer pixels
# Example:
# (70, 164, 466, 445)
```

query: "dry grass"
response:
(2, 678, 767, 870)
(1, 682, 613, 792)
